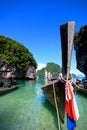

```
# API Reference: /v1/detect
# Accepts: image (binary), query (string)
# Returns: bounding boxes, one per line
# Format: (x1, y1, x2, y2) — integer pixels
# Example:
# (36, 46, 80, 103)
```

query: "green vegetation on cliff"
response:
(37, 62, 61, 78)
(0, 35, 37, 73)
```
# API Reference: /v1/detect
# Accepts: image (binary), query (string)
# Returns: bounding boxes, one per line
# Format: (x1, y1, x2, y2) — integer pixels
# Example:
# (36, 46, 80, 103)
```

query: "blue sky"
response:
(0, 0, 87, 75)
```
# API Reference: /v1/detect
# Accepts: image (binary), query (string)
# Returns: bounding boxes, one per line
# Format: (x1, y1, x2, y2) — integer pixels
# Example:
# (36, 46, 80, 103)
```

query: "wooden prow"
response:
(60, 22, 75, 80)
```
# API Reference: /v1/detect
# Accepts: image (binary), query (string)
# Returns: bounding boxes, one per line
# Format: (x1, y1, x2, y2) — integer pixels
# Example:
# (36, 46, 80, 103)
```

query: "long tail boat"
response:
(41, 21, 75, 124)
(0, 85, 18, 95)
(77, 86, 87, 94)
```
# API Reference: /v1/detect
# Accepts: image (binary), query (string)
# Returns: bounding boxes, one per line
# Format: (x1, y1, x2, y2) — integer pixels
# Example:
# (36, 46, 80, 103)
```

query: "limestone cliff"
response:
(0, 35, 37, 80)
(74, 26, 87, 76)
(0, 64, 36, 80)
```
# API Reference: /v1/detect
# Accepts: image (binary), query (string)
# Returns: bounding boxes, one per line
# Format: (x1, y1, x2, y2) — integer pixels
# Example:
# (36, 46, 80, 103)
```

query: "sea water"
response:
(0, 79, 87, 130)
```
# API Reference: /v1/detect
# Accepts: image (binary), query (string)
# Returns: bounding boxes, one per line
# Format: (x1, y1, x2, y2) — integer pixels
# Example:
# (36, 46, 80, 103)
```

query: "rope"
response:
(53, 81, 61, 130)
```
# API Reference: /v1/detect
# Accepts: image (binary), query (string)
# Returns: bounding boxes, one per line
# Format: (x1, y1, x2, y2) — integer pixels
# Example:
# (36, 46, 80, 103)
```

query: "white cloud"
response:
(37, 63, 46, 71)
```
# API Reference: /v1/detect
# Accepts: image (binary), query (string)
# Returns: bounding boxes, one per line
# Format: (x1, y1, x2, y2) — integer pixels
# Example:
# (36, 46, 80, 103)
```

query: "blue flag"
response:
(67, 114, 76, 130)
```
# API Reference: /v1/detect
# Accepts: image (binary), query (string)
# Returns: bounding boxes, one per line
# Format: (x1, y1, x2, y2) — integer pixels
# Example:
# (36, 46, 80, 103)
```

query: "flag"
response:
(65, 81, 79, 130)
(67, 114, 76, 130)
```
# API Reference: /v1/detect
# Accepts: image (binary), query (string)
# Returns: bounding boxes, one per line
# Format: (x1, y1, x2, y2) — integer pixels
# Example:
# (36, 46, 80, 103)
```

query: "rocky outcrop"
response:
(74, 26, 87, 76)
(25, 66, 36, 80)
(0, 64, 36, 80)
(0, 35, 37, 80)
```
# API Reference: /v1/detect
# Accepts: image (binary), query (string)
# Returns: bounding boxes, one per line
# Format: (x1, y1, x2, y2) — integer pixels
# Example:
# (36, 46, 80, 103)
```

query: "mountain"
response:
(0, 35, 37, 79)
(37, 62, 61, 78)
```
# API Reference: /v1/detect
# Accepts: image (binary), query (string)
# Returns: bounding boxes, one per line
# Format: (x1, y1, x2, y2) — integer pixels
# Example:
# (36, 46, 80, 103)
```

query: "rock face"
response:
(25, 66, 36, 80)
(0, 35, 37, 80)
(74, 26, 87, 76)
(0, 64, 36, 88)
(0, 64, 36, 80)
(0, 64, 21, 79)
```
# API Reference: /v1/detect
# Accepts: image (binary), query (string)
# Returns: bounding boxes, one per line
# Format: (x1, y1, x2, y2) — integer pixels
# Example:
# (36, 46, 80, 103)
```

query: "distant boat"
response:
(41, 21, 75, 124)
(45, 70, 58, 82)
(78, 87, 87, 94)
(0, 70, 18, 95)
(0, 85, 18, 95)
(48, 77, 58, 81)
(75, 77, 87, 94)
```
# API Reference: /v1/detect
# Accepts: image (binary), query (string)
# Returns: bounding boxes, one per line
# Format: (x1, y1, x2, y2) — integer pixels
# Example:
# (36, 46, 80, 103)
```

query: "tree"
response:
(37, 62, 61, 78)
(0, 35, 37, 74)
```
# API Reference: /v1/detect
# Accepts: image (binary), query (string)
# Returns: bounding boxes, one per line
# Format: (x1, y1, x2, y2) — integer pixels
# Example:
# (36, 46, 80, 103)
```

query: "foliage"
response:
(37, 62, 61, 78)
(0, 35, 37, 73)
(37, 68, 45, 78)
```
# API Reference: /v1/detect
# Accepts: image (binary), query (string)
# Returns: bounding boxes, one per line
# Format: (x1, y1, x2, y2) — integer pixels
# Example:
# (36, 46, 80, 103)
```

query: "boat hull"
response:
(78, 87, 87, 94)
(41, 80, 65, 123)
(72, 82, 87, 95)
(0, 85, 18, 95)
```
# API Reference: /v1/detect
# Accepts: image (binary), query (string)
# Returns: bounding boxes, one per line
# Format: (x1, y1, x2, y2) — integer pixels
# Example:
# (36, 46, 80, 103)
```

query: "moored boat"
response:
(0, 70, 18, 95)
(42, 80, 65, 123)
(48, 77, 58, 82)
(0, 85, 18, 95)
(78, 87, 87, 94)
(75, 77, 87, 94)
(41, 21, 75, 124)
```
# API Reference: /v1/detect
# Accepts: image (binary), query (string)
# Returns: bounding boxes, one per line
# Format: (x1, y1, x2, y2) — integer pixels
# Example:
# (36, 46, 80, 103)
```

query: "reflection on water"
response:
(0, 79, 87, 130)
(37, 92, 46, 104)
(76, 93, 87, 130)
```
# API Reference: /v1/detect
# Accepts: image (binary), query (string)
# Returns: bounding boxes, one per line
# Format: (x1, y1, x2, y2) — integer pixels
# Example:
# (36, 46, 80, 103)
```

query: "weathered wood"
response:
(42, 80, 65, 123)
(41, 21, 76, 124)
(60, 22, 75, 79)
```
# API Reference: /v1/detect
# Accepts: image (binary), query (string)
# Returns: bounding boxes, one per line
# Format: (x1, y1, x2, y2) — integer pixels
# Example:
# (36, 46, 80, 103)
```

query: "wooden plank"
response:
(60, 22, 75, 79)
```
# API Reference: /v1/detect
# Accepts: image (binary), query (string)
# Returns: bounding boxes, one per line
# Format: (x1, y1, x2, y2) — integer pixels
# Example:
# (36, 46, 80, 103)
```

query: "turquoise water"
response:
(0, 79, 87, 130)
